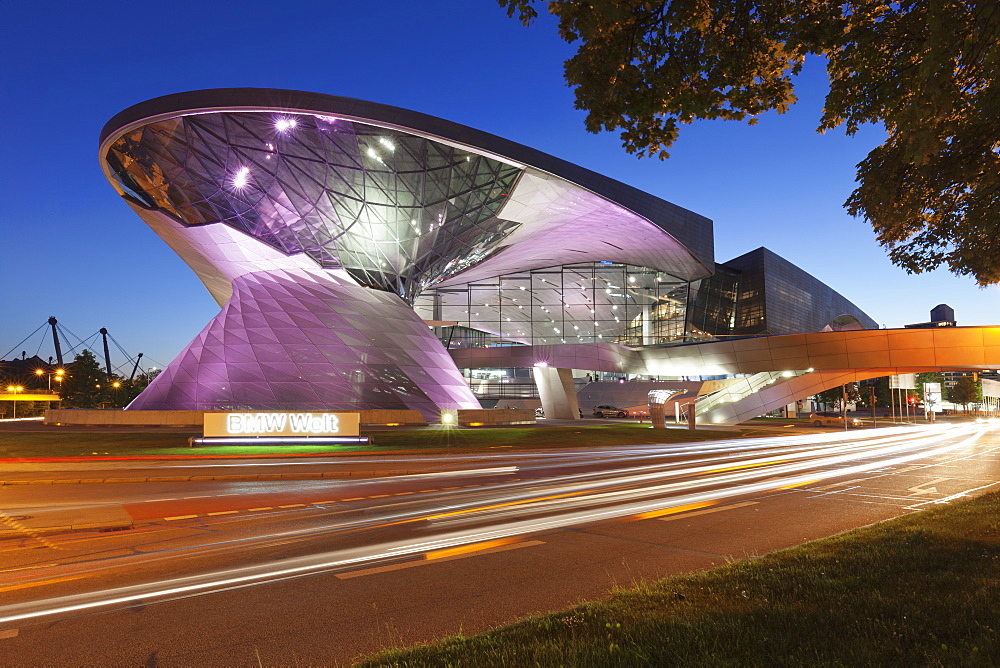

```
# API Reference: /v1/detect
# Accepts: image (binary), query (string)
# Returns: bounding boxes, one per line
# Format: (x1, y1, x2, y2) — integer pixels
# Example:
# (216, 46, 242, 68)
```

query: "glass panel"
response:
(106, 112, 523, 304)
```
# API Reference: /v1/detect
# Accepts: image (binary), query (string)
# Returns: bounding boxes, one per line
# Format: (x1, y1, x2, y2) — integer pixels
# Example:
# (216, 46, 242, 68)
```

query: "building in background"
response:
(905, 304, 957, 329)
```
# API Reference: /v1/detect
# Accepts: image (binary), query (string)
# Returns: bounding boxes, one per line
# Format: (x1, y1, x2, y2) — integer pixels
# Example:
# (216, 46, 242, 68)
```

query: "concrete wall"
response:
(44, 409, 428, 427)
(455, 409, 536, 426)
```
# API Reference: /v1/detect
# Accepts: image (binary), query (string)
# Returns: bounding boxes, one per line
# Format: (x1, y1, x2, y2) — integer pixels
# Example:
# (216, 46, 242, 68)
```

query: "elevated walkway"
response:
(451, 327, 1000, 424)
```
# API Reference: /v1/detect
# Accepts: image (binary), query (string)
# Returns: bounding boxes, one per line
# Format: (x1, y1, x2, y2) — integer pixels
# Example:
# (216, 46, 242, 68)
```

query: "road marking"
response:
(314, 500, 337, 505)
(634, 500, 719, 521)
(335, 540, 545, 579)
(369, 495, 390, 499)
(426, 537, 521, 560)
(0, 629, 18, 639)
(183, 496, 210, 499)
(908, 480, 1000, 508)
(163, 515, 198, 521)
(247, 507, 272, 512)
(278, 504, 305, 508)
(908, 477, 950, 495)
(207, 511, 238, 516)
(0, 575, 85, 595)
(394, 492, 413, 496)
(777, 479, 821, 490)
(341, 497, 364, 502)
(657, 501, 759, 522)
(417, 490, 436, 493)
(441, 487, 461, 490)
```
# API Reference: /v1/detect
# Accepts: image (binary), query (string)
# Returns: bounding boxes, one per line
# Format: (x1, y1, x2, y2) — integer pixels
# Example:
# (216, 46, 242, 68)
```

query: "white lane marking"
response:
(142, 498, 177, 502)
(335, 540, 545, 579)
(0, 628, 18, 639)
(908, 477, 950, 495)
(163, 515, 198, 521)
(183, 496, 210, 500)
(814, 476, 873, 490)
(657, 501, 758, 522)
(908, 480, 1000, 509)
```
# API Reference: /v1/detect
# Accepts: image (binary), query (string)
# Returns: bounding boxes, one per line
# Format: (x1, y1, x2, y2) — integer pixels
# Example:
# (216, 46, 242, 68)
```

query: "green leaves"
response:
(500, 0, 1000, 284)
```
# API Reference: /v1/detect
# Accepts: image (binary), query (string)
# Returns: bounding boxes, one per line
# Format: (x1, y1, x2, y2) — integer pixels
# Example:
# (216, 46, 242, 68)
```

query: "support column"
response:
(533, 366, 580, 420)
(641, 304, 652, 345)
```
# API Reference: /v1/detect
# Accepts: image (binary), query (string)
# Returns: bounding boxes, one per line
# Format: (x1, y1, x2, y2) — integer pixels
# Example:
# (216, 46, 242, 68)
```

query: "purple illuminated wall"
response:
(130, 267, 480, 417)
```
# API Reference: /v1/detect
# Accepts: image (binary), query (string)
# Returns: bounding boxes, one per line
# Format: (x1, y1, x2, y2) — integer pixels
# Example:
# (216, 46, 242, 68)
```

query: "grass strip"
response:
(360, 491, 1000, 666)
(0, 424, 767, 459)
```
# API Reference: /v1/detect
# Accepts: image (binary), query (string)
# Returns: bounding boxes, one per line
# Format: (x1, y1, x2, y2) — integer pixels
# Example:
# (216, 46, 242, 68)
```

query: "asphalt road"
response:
(1, 422, 999, 665)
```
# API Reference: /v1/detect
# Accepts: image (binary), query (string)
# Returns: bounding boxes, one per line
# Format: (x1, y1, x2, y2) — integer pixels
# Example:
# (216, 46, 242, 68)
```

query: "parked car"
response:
(809, 411, 862, 427)
(593, 405, 628, 418)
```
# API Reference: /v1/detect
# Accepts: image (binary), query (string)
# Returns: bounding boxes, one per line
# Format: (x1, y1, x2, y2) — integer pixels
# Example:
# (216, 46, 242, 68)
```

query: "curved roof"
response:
(100, 89, 714, 299)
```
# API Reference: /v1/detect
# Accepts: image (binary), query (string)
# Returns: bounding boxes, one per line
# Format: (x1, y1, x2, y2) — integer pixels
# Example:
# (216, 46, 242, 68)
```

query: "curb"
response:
(0, 521, 134, 540)
(0, 470, 427, 486)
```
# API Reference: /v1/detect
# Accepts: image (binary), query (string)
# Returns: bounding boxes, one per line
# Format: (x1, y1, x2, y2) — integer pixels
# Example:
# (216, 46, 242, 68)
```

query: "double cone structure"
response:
(100, 89, 713, 417)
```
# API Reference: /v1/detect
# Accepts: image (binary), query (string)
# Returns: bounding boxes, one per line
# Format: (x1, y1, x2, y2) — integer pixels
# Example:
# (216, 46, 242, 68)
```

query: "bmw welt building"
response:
(100, 89, 877, 422)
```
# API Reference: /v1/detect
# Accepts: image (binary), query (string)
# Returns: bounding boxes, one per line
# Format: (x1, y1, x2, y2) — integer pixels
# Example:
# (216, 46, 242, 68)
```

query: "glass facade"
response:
(415, 261, 702, 348)
(686, 264, 740, 340)
(106, 112, 523, 303)
(417, 249, 879, 352)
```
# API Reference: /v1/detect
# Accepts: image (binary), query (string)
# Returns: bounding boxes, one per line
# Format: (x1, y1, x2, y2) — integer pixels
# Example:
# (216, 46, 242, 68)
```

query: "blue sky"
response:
(2, 0, 997, 370)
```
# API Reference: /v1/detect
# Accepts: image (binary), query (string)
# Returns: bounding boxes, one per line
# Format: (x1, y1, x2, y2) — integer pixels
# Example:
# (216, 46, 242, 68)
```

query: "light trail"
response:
(0, 423, 991, 627)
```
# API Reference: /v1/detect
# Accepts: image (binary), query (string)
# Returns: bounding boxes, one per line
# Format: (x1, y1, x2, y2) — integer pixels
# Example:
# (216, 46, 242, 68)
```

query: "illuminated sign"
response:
(203, 411, 360, 438)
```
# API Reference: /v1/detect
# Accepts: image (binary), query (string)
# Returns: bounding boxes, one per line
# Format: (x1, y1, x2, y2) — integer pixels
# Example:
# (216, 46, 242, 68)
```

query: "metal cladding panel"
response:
(129, 267, 480, 418)
(723, 247, 878, 335)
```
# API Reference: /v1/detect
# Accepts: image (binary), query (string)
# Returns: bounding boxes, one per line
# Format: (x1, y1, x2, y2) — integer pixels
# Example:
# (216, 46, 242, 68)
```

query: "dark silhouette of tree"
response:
(814, 382, 862, 411)
(60, 350, 110, 409)
(948, 375, 981, 413)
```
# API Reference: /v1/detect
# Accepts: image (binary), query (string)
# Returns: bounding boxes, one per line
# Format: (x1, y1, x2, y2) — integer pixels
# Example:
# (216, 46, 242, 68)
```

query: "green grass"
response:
(0, 424, 770, 459)
(360, 491, 1000, 666)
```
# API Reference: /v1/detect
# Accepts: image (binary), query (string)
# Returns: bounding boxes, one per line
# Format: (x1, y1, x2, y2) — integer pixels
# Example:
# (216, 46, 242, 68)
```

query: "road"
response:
(1, 422, 999, 665)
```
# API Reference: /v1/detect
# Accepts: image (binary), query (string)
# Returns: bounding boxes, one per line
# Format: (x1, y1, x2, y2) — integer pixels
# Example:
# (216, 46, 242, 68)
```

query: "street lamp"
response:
(34, 368, 64, 392)
(6, 385, 24, 419)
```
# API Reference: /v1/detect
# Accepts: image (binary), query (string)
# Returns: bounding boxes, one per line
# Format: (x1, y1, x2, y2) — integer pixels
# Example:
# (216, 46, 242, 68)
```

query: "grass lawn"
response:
(361, 491, 1000, 666)
(0, 423, 781, 459)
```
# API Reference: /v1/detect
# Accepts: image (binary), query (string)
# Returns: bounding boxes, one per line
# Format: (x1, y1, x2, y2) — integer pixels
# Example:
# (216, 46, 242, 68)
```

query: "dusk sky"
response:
(3, 0, 997, 372)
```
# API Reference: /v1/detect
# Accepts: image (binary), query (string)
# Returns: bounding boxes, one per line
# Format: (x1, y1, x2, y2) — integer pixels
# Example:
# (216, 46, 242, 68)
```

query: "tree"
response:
(814, 382, 862, 411)
(499, 0, 1000, 284)
(948, 375, 981, 412)
(858, 376, 890, 408)
(60, 350, 111, 409)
